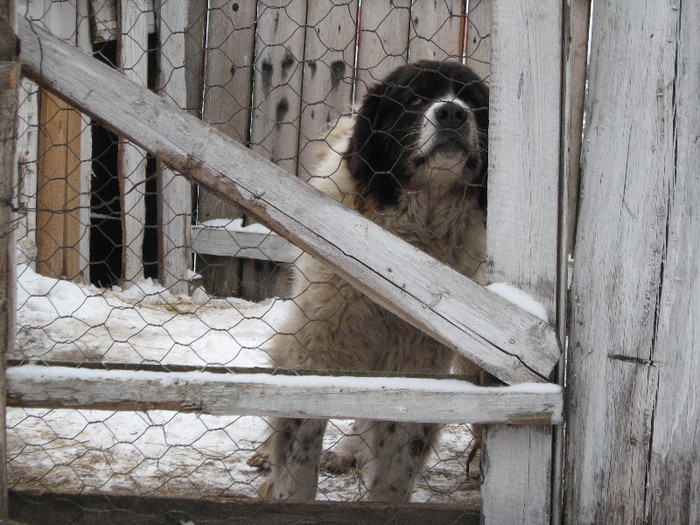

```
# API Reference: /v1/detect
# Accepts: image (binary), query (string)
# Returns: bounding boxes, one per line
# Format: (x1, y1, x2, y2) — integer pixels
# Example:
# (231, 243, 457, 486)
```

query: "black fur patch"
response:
(344, 60, 489, 211)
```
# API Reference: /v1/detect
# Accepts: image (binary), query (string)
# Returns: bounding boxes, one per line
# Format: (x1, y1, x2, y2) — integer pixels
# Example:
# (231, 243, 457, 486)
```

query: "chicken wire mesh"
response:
(7, 0, 492, 515)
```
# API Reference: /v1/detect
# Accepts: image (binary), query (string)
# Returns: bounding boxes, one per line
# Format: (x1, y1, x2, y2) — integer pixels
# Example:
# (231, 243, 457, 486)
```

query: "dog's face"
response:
(345, 61, 489, 212)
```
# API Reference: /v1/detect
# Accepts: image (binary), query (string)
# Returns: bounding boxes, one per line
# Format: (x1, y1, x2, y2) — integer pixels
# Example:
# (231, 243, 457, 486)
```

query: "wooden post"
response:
(565, 1, 699, 522)
(196, 0, 256, 298)
(481, 0, 564, 523)
(0, 1, 18, 519)
(157, 0, 194, 294)
(117, 0, 148, 283)
(32, 0, 87, 281)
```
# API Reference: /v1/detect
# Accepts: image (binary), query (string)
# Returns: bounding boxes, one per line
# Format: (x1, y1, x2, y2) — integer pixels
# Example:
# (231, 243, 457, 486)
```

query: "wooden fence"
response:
(3, 0, 697, 523)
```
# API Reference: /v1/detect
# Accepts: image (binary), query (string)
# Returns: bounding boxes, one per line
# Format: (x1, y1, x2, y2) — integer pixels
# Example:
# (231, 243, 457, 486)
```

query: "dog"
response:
(257, 60, 489, 502)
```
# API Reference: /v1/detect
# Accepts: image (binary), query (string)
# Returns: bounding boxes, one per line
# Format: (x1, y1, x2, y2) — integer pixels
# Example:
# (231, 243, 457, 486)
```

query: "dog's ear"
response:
(344, 83, 405, 212)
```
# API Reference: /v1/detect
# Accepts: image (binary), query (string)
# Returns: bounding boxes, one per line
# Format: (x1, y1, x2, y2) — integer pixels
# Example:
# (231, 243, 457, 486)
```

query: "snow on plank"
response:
(6, 363, 563, 425)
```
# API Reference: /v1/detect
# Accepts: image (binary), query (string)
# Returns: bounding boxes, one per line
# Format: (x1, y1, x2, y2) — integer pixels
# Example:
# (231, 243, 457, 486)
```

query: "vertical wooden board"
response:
(564, 1, 683, 523)
(75, 0, 92, 282)
(250, 0, 307, 175)
(465, 0, 491, 82)
(183, 0, 205, 117)
(482, 426, 552, 524)
(157, 0, 193, 294)
(31, 0, 86, 280)
(408, 0, 464, 62)
(563, 0, 590, 256)
(14, 77, 39, 257)
(297, 0, 358, 181)
(354, 0, 410, 101)
(481, 1, 562, 523)
(198, 0, 256, 222)
(644, 4, 700, 518)
(61, 94, 83, 280)
(196, 0, 257, 298)
(90, 0, 119, 42)
(486, 0, 562, 315)
(118, 0, 149, 283)
(36, 91, 70, 278)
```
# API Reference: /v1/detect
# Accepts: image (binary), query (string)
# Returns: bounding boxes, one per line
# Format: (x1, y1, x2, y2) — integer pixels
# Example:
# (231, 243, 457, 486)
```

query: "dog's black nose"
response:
(435, 102, 468, 129)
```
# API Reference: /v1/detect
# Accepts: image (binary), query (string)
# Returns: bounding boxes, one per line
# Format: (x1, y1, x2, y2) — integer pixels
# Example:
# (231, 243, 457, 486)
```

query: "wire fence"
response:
(8, 0, 495, 515)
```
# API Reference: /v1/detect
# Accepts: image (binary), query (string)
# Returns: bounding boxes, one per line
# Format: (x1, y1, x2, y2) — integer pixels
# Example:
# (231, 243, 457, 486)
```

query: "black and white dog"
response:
(258, 60, 489, 502)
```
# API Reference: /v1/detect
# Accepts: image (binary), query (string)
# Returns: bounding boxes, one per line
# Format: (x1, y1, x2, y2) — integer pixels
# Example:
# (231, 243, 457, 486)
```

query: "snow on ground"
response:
(8, 264, 481, 504)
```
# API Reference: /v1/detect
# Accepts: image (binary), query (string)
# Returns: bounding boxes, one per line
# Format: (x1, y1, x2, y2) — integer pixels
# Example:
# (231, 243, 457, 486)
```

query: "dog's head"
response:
(345, 60, 488, 212)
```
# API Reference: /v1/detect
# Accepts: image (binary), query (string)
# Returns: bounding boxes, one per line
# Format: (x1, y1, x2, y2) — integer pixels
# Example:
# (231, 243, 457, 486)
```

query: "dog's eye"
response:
(408, 96, 423, 107)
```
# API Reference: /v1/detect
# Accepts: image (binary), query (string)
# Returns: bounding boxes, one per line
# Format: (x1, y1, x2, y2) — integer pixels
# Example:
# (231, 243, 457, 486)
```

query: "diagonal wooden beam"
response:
(17, 17, 560, 384)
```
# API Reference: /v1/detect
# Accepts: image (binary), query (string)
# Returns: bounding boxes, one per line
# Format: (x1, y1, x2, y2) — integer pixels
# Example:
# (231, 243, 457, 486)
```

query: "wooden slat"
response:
(76, 0, 92, 283)
(6, 364, 563, 425)
(18, 18, 561, 385)
(191, 223, 299, 263)
(198, 0, 256, 221)
(157, 0, 192, 294)
(196, 0, 257, 298)
(9, 490, 481, 525)
(354, 0, 410, 101)
(565, 1, 699, 522)
(117, 0, 148, 283)
(32, 0, 84, 281)
(465, 0, 492, 82)
(250, 0, 307, 175)
(480, 0, 563, 523)
(35, 90, 82, 280)
(408, 0, 464, 62)
(297, 0, 357, 180)
(0, 6, 19, 516)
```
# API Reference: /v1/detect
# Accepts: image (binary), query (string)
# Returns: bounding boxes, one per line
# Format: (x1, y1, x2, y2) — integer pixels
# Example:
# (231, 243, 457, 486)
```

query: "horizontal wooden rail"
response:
(17, 17, 560, 385)
(191, 221, 299, 262)
(6, 363, 563, 425)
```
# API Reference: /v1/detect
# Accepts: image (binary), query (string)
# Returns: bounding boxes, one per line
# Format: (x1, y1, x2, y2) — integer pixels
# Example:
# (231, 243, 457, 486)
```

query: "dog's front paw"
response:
(247, 451, 270, 472)
(320, 449, 357, 474)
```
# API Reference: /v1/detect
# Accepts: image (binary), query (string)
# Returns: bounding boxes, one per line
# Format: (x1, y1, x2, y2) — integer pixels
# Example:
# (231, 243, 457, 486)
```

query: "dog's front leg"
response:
(362, 421, 439, 501)
(258, 417, 327, 501)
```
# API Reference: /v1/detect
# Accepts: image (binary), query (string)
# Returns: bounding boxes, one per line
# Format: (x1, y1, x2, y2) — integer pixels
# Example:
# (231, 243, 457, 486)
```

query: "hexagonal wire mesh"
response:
(8, 0, 494, 515)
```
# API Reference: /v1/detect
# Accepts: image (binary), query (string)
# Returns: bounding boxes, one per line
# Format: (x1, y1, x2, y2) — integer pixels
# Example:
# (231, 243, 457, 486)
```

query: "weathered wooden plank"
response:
(31, 0, 84, 281)
(198, 0, 256, 222)
(157, 0, 192, 294)
(9, 490, 481, 525)
(6, 364, 563, 425)
(35, 90, 82, 280)
(408, 0, 464, 62)
(191, 222, 299, 263)
(117, 0, 148, 283)
(482, 425, 552, 524)
(76, 0, 92, 283)
(354, 0, 410, 100)
(18, 18, 561, 385)
(297, 0, 357, 180)
(250, 0, 306, 175)
(481, 0, 563, 523)
(196, 0, 257, 298)
(486, 0, 562, 317)
(465, 0, 492, 82)
(565, 1, 699, 523)
(0, 6, 19, 516)
(89, 0, 155, 43)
